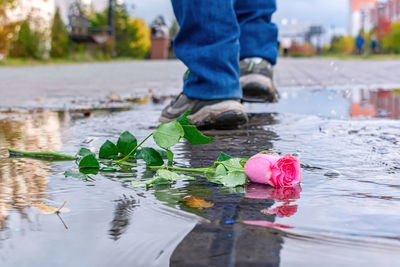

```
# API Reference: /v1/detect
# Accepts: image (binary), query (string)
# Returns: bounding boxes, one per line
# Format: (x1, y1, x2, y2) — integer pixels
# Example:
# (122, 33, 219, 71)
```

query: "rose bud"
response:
(244, 154, 302, 187)
(244, 153, 279, 184)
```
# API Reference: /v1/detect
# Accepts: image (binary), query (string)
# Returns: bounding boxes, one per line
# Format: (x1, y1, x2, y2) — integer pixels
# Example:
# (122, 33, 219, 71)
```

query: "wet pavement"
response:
(1, 85, 400, 266)
(1, 58, 400, 109)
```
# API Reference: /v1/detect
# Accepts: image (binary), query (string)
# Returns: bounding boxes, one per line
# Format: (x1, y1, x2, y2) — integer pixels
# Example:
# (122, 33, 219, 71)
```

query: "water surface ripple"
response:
(0, 89, 400, 266)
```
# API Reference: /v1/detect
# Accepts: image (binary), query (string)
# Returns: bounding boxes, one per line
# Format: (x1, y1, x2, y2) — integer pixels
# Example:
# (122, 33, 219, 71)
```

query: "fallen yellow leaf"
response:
(183, 196, 214, 209)
(34, 203, 59, 214)
(34, 201, 70, 214)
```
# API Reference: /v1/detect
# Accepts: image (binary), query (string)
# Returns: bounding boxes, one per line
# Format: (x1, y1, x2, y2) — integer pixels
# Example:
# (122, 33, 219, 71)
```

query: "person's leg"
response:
(235, 0, 278, 64)
(160, 0, 247, 128)
(171, 0, 242, 100)
(235, 0, 279, 102)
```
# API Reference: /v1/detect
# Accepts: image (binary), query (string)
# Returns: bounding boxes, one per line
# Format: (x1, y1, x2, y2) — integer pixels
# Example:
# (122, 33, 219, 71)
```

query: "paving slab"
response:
(1, 58, 400, 108)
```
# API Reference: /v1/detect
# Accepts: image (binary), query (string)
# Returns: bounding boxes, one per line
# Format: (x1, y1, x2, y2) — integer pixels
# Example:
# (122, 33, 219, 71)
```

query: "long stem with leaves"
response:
(6, 111, 251, 187)
(118, 132, 154, 163)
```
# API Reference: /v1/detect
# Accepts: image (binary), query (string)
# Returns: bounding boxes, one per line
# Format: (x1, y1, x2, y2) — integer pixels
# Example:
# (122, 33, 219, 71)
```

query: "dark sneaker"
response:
(159, 94, 248, 129)
(240, 58, 279, 103)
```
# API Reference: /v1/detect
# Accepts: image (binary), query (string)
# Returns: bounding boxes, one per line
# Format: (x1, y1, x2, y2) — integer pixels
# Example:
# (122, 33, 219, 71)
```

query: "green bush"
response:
(50, 8, 70, 58)
(90, 1, 150, 58)
(9, 20, 44, 59)
(330, 35, 355, 55)
(383, 21, 400, 54)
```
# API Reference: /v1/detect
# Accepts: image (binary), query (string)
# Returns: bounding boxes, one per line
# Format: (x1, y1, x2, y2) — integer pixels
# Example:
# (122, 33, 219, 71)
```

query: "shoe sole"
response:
(159, 100, 248, 129)
(240, 74, 278, 103)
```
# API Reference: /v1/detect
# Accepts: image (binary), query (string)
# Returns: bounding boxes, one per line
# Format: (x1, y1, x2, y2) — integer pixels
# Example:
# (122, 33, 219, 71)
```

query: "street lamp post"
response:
(107, 0, 116, 57)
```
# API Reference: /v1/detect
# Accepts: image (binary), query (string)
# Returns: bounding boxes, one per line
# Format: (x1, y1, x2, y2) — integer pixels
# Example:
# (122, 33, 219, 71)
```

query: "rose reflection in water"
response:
(245, 183, 302, 202)
(245, 183, 302, 219)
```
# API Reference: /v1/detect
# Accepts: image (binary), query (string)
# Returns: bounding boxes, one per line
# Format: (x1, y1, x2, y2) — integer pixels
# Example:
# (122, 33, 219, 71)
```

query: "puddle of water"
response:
(1, 88, 400, 266)
(248, 88, 400, 120)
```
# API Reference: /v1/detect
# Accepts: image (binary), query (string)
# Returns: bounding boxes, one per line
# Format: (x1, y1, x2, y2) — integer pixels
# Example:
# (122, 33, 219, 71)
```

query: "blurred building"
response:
(349, 0, 379, 36)
(349, 0, 400, 36)
(7, 0, 55, 29)
(277, 19, 324, 50)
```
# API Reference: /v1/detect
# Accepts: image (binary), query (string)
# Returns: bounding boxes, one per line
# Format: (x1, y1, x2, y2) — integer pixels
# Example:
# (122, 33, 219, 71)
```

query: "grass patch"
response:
(0, 56, 138, 67)
(318, 53, 400, 60)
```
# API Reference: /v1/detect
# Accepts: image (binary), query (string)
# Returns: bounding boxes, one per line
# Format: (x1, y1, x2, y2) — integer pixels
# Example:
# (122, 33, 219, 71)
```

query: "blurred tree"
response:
(50, 8, 70, 58)
(330, 35, 355, 54)
(90, 1, 150, 58)
(0, 0, 18, 57)
(124, 17, 150, 58)
(169, 17, 179, 39)
(376, 16, 392, 42)
(382, 21, 400, 54)
(289, 42, 316, 57)
(9, 19, 44, 59)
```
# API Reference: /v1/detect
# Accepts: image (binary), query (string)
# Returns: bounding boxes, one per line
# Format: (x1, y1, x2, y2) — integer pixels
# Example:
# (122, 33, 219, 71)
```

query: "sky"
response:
(125, 0, 350, 32)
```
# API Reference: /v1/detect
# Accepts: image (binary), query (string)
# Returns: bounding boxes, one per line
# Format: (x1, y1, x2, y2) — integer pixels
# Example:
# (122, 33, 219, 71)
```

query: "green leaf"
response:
(215, 164, 227, 176)
(78, 154, 100, 169)
(177, 110, 191, 126)
(135, 149, 144, 159)
(153, 121, 184, 149)
(77, 148, 93, 157)
(79, 168, 99, 175)
(131, 169, 196, 188)
(99, 140, 119, 159)
(130, 180, 146, 187)
(176, 110, 214, 145)
(64, 170, 93, 181)
(117, 131, 137, 156)
(157, 150, 168, 158)
(166, 150, 174, 164)
(212, 171, 248, 187)
(157, 169, 196, 181)
(217, 152, 232, 162)
(157, 169, 178, 180)
(182, 125, 214, 145)
(240, 157, 250, 167)
(136, 149, 166, 159)
(139, 147, 164, 166)
(220, 158, 243, 171)
(145, 177, 171, 189)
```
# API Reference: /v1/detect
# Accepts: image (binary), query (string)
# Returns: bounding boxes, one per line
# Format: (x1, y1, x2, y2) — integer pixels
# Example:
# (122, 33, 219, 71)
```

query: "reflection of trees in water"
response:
(0, 112, 62, 230)
(109, 195, 138, 241)
(170, 113, 284, 265)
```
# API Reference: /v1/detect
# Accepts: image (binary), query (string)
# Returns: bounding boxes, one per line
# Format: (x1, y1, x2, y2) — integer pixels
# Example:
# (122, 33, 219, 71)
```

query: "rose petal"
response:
(244, 154, 280, 185)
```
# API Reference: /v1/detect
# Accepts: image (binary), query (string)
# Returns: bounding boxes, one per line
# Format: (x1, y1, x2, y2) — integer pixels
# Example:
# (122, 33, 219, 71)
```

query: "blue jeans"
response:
(171, 0, 278, 100)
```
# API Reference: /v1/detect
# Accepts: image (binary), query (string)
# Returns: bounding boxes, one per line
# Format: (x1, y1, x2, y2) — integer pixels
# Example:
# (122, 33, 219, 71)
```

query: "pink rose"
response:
(243, 154, 279, 184)
(244, 154, 302, 187)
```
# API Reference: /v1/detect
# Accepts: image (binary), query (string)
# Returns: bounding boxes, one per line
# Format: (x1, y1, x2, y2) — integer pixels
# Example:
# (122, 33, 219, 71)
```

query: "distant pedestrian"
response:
(281, 38, 292, 57)
(160, 0, 279, 129)
(370, 35, 378, 54)
(355, 35, 365, 55)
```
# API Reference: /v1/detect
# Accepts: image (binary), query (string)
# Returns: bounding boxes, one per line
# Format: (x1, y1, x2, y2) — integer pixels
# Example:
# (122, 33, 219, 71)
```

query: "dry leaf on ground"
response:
(183, 196, 214, 209)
